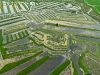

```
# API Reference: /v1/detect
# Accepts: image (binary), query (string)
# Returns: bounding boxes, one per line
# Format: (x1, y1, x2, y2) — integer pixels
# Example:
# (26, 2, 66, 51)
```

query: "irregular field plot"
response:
(6, 43, 35, 54)
(31, 31, 68, 47)
(83, 53, 100, 75)
(54, 10, 96, 25)
(3, 23, 28, 34)
(4, 37, 30, 47)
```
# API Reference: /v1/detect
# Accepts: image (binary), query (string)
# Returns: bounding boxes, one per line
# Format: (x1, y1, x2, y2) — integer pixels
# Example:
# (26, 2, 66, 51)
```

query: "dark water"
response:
(91, 43, 96, 53)
(86, 43, 90, 50)
(98, 45, 100, 54)
(75, 36, 100, 42)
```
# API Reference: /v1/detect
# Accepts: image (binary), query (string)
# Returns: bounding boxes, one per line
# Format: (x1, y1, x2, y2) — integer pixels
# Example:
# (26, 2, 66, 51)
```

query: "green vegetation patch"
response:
(84, 0, 100, 14)
(95, 6, 100, 12)
(50, 60, 70, 75)
(78, 51, 89, 74)
(3, 30, 29, 45)
(4, 23, 28, 34)
(22, 3, 28, 10)
(12, 5, 17, 13)
(1, 47, 40, 59)
(0, 51, 43, 74)
(84, 0, 100, 5)
(0, 2, 2, 8)
(16, 55, 50, 75)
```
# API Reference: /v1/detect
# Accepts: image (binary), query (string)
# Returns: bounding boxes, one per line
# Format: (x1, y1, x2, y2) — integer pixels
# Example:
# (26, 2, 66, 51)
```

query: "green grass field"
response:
(0, 2, 2, 8)
(84, 0, 100, 14)
(95, 6, 100, 13)
(84, 0, 100, 5)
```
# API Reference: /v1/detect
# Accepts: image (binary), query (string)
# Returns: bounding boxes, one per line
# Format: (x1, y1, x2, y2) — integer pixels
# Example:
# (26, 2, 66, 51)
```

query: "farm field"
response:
(83, 52, 100, 75)
(0, 0, 100, 75)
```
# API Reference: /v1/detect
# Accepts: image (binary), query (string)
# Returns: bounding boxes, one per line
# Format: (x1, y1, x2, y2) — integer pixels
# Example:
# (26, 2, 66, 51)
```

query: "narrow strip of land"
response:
(28, 56, 66, 75)
(2, 52, 48, 75)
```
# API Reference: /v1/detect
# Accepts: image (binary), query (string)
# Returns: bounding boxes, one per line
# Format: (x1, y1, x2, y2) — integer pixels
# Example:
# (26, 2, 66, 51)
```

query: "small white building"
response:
(65, 3, 81, 12)
(30, 2, 35, 6)
(66, 3, 72, 8)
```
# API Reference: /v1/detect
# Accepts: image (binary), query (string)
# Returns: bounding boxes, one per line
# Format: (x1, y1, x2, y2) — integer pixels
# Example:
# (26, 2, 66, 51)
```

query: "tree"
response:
(56, 23, 59, 27)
